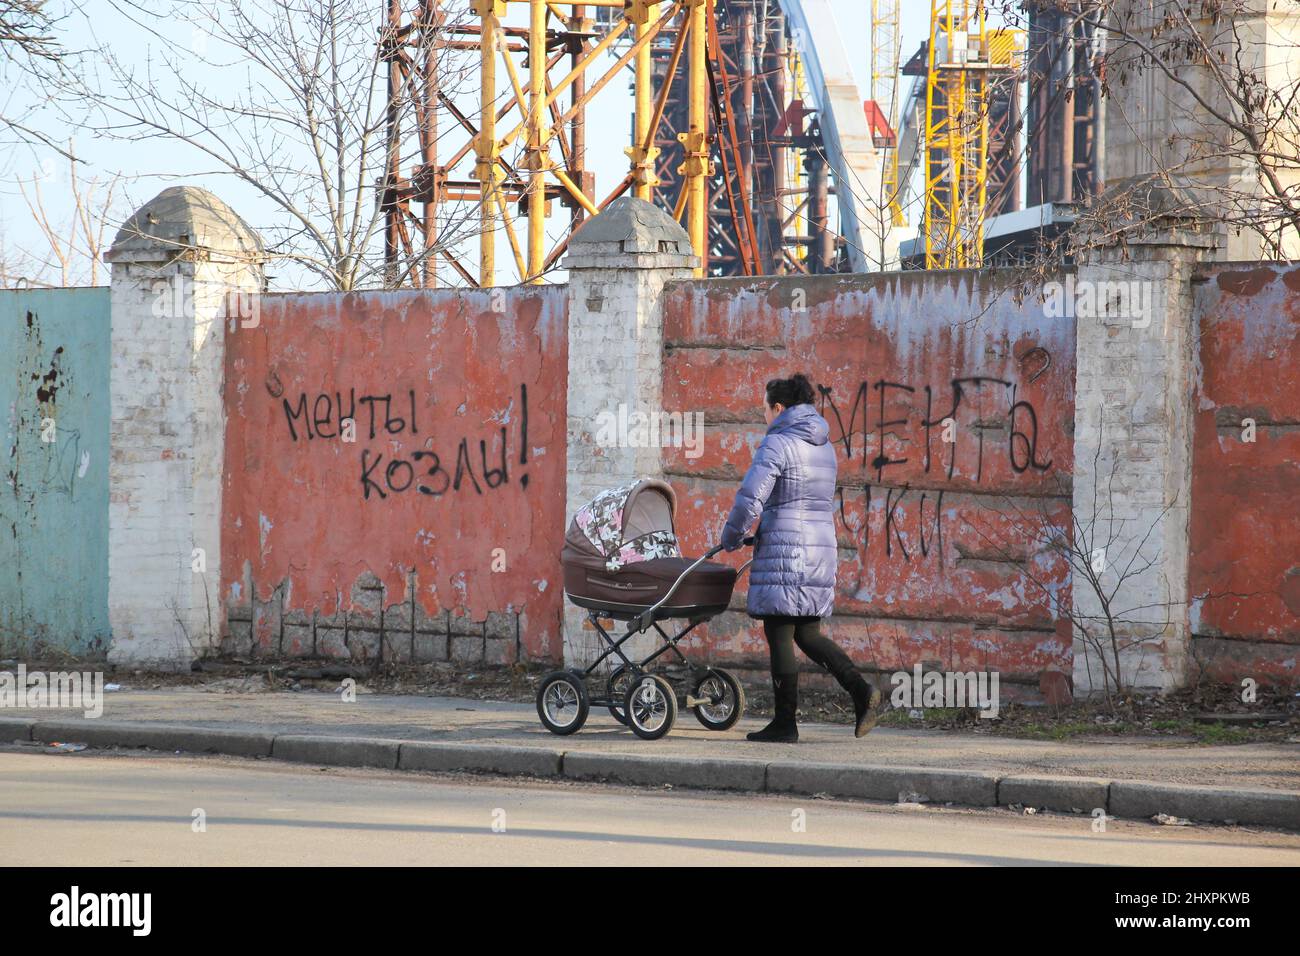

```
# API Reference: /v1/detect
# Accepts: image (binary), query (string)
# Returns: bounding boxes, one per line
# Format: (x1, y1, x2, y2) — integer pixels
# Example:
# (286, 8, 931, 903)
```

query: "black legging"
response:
(761, 615, 858, 686)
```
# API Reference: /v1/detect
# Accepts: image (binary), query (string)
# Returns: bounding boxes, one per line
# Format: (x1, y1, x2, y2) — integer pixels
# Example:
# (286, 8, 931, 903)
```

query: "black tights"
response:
(761, 615, 859, 688)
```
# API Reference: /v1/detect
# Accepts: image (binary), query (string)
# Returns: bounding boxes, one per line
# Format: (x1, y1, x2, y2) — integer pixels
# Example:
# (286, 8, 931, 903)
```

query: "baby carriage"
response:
(537, 478, 751, 740)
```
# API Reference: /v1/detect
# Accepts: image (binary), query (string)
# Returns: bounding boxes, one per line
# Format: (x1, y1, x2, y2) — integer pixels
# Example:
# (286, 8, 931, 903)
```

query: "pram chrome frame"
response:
(539, 538, 753, 739)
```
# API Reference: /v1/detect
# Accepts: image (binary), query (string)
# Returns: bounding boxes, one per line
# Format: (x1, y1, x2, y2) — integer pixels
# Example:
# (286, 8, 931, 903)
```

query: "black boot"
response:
(787, 619, 881, 738)
(747, 672, 799, 742)
(848, 673, 882, 738)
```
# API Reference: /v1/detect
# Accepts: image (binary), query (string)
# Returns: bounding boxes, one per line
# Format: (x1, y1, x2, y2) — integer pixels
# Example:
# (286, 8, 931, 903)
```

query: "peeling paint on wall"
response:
(661, 273, 1077, 692)
(0, 288, 111, 656)
(1189, 264, 1300, 686)
(221, 286, 567, 663)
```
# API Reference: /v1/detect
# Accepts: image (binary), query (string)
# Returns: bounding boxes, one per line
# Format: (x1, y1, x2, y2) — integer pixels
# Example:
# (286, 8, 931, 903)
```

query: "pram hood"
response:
(566, 478, 682, 571)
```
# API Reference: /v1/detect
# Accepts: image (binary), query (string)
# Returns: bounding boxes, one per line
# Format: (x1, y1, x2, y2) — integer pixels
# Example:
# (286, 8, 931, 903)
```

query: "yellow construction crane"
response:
(922, 0, 1021, 269)
(869, 0, 904, 227)
(464, 0, 711, 285)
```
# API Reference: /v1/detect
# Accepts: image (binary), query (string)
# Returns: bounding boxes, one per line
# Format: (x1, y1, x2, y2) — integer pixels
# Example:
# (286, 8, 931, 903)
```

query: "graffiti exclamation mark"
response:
(519, 383, 529, 489)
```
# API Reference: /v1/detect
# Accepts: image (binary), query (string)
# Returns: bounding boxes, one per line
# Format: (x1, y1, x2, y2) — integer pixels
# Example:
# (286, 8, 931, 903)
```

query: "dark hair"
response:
(765, 373, 816, 409)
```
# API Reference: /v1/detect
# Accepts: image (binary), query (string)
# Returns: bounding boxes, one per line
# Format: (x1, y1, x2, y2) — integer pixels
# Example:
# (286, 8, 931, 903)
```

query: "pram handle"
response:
(631, 537, 753, 633)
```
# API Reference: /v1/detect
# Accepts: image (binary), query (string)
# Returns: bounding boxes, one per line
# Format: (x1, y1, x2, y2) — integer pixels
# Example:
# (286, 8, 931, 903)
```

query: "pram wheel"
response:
(537, 671, 589, 735)
(624, 673, 677, 740)
(691, 668, 745, 731)
(605, 665, 636, 726)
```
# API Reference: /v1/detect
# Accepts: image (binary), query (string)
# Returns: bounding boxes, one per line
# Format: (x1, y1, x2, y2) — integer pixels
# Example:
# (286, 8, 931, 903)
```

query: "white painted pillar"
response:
(1071, 205, 1217, 695)
(561, 197, 698, 667)
(104, 187, 263, 669)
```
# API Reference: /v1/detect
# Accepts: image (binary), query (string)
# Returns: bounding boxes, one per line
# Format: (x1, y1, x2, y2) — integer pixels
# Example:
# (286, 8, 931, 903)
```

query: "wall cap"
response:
(1075, 180, 1224, 260)
(564, 196, 700, 270)
(105, 186, 263, 266)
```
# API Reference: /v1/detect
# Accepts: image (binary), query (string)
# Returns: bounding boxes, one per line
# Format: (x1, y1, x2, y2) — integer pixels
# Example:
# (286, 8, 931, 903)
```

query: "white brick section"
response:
(105, 189, 262, 669)
(1071, 230, 1214, 695)
(561, 198, 698, 668)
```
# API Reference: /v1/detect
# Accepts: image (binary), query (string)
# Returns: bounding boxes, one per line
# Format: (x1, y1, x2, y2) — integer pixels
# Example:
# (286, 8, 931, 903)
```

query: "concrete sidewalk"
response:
(2, 688, 1298, 829)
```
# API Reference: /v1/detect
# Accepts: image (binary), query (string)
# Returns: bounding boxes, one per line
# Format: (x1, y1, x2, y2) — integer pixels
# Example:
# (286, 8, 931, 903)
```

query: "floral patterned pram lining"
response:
(573, 480, 681, 571)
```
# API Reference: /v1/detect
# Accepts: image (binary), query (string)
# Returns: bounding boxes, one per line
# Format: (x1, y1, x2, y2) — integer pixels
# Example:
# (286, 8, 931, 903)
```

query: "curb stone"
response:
(31, 719, 275, 757)
(7, 717, 1299, 830)
(767, 762, 1000, 806)
(272, 734, 400, 769)
(1109, 780, 1300, 830)
(998, 775, 1111, 814)
(399, 741, 562, 777)
(562, 752, 768, 791)
(0, 716, 35, 741)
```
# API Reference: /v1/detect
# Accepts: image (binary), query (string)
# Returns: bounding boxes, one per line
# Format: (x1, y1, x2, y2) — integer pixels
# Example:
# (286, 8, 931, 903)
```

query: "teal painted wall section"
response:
(0, 288, 111, 657)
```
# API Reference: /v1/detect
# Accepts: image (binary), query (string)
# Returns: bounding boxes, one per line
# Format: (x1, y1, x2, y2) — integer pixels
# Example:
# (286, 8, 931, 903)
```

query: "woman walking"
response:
(721, 373, 880, 742)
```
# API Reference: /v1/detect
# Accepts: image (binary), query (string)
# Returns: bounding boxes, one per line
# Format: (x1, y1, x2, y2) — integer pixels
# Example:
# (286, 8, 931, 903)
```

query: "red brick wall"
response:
(662, 273, 1076, 694)
(221, 287, 567, 663)
(1190, 265, 1300, 687)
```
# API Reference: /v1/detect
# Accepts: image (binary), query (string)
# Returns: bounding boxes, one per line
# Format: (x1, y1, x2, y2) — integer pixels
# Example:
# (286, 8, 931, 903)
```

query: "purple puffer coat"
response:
(720, 403, 838, 618)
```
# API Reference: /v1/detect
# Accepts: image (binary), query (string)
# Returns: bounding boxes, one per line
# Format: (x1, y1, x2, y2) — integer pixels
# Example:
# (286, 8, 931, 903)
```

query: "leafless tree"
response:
(60, 0, 481, 290)
(985, 0, 1300, 269)
(9, 144, 122, 287)
(961, 441, 1178, 707)
(1093, 0, 1300, 258)
(0, 0, 79, 160)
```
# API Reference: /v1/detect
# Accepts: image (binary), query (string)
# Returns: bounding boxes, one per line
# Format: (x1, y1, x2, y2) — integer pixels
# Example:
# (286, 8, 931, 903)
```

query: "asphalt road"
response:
(2, 750, 1299, 866)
